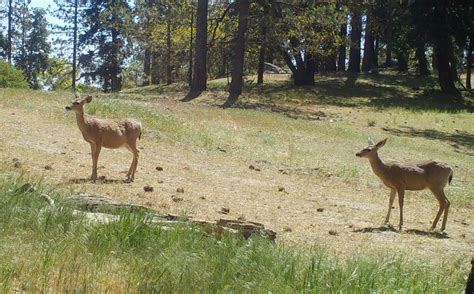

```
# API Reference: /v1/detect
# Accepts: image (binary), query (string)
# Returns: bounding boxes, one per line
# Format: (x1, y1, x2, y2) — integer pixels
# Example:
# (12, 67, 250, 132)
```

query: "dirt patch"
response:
(0, 101, 472, 265)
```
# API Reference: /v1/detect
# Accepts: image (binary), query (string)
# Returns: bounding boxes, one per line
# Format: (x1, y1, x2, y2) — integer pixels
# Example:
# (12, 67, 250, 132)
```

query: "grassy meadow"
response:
(0, 171, 467, 292)
(0, 71, 472, 291)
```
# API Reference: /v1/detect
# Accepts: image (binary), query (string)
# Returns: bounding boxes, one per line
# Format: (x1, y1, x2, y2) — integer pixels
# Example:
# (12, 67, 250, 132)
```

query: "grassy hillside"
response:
(0, 71, 472, 291)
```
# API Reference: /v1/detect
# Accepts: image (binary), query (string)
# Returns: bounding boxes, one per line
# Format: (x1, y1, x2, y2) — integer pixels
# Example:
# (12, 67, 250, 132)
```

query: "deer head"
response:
(356, 137, 387, 158)
(65, 93, 93, 113)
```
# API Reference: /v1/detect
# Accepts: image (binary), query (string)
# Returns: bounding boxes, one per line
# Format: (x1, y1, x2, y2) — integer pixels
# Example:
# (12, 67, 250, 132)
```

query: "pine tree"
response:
(14, 6, 51, 89)
(53, 0, 85, 90)
(80, 0, 133, 92)
(26, 8, 51, 89)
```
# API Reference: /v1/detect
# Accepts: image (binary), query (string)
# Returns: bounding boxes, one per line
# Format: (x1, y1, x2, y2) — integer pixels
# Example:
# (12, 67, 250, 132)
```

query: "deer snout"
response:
(356, 152, 362, 157)
(65, 106, 71, 111)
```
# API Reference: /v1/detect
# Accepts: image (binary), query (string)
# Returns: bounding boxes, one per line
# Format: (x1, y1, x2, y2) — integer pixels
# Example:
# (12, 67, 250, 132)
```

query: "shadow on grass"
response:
(239, 72, 473, 114)
(354, 226, 449, 239)
(353, 226, 398, 233)
(404, 229, 449, 239)
(234, 101, 329, 120)
(181, 90, 203, 102)
(69, 177, 125, 184)
(382, 126, 474, 151)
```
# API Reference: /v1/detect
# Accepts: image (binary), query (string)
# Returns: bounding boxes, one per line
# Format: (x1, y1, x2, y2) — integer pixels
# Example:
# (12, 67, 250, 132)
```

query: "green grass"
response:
(0, 172, 467, 292)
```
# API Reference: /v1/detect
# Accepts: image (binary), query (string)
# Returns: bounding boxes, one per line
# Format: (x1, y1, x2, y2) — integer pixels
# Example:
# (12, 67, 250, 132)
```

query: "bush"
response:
(0, 60, 29, 88)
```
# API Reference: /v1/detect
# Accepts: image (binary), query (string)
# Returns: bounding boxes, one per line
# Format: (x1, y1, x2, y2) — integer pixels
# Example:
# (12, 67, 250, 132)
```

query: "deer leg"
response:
(440, 191, 450, 232)
(91, 143, 102, 183)
(90, 143, 97, 182)
(397, 189, 405, 231)
(126, 142, 139, 182)
(384, 188, 396, 225)
(430, 187, 446, 231)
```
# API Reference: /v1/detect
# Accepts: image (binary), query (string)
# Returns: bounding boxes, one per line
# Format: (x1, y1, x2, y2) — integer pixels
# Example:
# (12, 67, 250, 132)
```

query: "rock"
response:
(199, 196, 206, 200)
(249, 165, 255, 170)
(177, 187, 184, 193)
(316, 208, 324, 212)
(328, 230, 338, 236)
(144, 186, 154, 192)
(12, 158, 21, 168)
(283, 226, 292, 232)
(16, 183, 36, 193)
(219, 207, 230, 214)
(44, 165, 53, 170)
(278, 187, 285, 192)
(155, 166, 163, 171)
(172, 196, 183, 202)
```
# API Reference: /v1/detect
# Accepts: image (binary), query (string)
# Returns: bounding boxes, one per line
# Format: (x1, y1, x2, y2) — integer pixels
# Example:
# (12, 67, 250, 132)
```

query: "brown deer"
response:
(65, 94, 142, 183)
(356, 137, 453, 231)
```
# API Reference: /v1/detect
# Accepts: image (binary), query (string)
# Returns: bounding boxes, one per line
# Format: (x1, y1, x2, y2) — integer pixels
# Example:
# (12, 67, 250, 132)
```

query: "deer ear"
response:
(85, 95, 93, 103)
(375, 138, 387, 148)
(368, 136, 375, 146)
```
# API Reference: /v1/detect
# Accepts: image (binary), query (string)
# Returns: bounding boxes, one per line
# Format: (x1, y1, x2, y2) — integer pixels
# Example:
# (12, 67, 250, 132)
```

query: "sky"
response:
(30, 0, 61, 25)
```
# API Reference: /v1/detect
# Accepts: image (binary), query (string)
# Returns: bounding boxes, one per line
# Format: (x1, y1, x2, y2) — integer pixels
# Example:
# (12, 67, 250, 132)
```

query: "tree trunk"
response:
(448, 41, 458, 81)
(397, 49, 408, 72)
(266, 47, 274, 64)
(415, 43, 429, 76)
(224, 0, 250, 107)
(434, 43, 460, 97)
(374, 38, 379, 67)
(433, 0, 460, 98)
(187, 7, 194, 87)
(361, 15, 375, 73)
(304, 53, 316, 85)
(257, 43, 265, 84)
(338, 22, 347, 72)
(190, 0, 208, 92)
(7, 0, 13, 64)
(385, 27, 393, 67)
(432, 51, 438, 70)
(72, 0, 78, 90)
(110, 29, 121, 92)
(348, 11, 361, 73)
(467, 36, 472, 90)
(166, 13, 172, 85)
(151, 50, 160, 85)
(143, 49, 151, 86)
(324, 55, 337, 72)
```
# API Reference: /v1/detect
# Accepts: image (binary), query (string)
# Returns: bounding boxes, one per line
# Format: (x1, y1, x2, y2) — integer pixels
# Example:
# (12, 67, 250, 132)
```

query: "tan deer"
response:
(356, 137, 453, 231)
(65, 94, 142, 183)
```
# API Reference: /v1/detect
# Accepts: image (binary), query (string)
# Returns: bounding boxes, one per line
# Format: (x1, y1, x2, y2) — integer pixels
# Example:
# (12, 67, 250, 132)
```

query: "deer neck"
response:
(74, 109, 90, 133)
(368, 152, 388, 179)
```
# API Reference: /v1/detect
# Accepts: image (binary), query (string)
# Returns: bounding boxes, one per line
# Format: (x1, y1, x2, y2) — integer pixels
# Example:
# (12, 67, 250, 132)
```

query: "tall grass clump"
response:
(0, 170, 467, 292)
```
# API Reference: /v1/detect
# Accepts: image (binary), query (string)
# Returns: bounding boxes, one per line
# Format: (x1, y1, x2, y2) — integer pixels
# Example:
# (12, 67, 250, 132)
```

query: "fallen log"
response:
(67, 193, 276, 241)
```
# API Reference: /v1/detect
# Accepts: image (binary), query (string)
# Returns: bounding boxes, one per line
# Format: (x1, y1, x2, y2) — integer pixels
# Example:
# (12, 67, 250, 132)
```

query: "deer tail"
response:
(448, 169, 453, 185)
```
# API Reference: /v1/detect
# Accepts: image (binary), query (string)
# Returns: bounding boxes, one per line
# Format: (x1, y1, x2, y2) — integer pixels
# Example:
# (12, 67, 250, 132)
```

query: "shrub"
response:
(0, 60, 29, 88)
